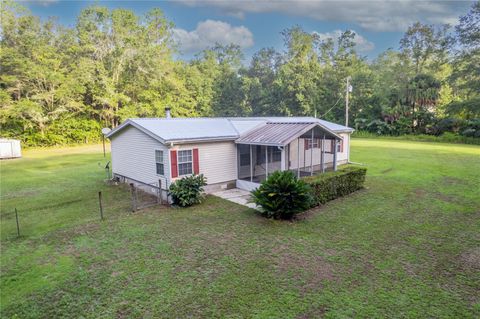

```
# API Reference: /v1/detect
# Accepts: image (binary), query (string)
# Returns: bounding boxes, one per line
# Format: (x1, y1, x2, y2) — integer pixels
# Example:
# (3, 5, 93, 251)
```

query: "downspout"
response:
(346, 133, 365, 165)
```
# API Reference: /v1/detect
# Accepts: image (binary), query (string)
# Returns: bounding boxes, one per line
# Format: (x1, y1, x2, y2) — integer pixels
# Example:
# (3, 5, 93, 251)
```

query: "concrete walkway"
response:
(212, 188, 258, 209)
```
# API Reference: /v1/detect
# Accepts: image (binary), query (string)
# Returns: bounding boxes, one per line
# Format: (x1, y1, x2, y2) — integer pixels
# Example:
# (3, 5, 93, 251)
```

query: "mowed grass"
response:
(1, 140, 479, 318)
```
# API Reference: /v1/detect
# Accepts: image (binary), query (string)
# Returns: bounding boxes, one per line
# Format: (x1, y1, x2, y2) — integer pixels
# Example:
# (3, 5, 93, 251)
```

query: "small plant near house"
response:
(169, 174, 207, 207)
(251, 171, 313, 220)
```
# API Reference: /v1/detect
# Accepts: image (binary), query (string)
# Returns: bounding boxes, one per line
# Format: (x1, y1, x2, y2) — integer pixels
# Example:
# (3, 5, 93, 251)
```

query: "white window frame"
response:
(155, 149, 165, 176)
(177, 149, 193, 176)
(336, 140, 343, 153)
(306, 138, 320, 149)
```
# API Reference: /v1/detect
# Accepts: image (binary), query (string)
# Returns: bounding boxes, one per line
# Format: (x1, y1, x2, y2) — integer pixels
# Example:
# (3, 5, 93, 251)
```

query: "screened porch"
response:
(235, 122, 342, 189)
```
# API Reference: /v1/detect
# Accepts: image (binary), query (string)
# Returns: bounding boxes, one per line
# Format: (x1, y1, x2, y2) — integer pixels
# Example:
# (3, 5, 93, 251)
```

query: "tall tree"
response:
(451, 1, 480, 104)
(400, 22, 453, 75)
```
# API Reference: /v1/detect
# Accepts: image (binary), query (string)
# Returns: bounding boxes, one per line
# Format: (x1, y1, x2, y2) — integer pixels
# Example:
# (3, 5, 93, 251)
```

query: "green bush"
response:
(251, 171, 313, 220)
(169, 174, 207, 207)
(303, 166, 367, 206)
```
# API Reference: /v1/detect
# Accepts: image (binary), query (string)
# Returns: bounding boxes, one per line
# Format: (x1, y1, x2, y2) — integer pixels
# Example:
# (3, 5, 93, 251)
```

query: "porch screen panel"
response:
(237, 144, 252, 181)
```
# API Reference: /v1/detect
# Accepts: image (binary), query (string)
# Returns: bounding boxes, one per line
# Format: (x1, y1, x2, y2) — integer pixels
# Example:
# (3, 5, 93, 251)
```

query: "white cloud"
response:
(172, 20, 254, 53)
(313, 29, 375, 52)
(177, 0, 468, 32)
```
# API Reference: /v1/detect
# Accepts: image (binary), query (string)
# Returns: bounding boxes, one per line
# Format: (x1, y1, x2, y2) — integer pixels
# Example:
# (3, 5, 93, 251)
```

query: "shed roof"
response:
(235, 122, 341, 146)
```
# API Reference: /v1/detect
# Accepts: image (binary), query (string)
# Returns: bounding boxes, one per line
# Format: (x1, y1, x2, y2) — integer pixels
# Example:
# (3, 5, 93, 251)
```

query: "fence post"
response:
(158, 179, 163, 204)
(130, 183, 137, 212)
(15, 208, 20, 237)
(98, 191, 104, 220)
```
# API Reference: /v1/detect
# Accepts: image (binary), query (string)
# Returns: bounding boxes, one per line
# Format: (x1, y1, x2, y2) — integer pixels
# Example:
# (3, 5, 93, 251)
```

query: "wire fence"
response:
(3, 176, 169, 240)
(111, 173, 169, 211)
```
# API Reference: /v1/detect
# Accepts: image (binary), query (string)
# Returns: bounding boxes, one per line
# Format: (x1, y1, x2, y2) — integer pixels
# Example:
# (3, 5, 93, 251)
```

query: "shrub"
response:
(250, 171, 313, 220)
(168, 174, 207, 207)
(303, 166, 367, 206)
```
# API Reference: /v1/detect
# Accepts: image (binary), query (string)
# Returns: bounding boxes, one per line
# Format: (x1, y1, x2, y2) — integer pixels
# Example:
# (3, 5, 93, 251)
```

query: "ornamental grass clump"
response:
(251, 171, 313, 220)
(169, 174, 207, 207)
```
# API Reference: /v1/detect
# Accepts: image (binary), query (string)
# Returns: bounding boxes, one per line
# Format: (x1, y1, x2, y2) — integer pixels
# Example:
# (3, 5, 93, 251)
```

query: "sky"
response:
(23, 0, 475, 61)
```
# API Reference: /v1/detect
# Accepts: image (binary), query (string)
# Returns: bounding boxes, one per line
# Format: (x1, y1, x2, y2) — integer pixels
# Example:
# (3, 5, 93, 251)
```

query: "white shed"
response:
(0, 139, 22, 159)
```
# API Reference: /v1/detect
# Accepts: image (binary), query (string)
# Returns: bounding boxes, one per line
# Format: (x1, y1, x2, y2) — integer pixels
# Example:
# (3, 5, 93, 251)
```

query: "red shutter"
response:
(193, 148, 199, 174)
(340, 140, 344, 152)
(170, 150, 178, 178)
(304, 139, 310, 150)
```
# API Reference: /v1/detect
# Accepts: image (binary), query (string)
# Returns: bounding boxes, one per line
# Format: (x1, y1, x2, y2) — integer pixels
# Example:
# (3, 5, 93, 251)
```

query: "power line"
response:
(320, 96, 343, 118)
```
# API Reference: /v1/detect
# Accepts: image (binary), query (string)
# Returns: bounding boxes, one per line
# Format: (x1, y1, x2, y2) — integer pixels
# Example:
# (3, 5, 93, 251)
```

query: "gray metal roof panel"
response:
(235, 122, 341, 146)
(130, 118, 239, 141)
(235, 123, 312, 146)
(228, 119, 267, 134)
(106, 117, 353, 143)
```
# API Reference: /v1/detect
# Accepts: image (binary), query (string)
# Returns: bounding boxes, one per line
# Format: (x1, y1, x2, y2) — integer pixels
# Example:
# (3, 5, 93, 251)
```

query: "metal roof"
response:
(235, 122, 341, 146)
(229, 117, 353, 133)
(106, 118, 239, 143)
(106, 117, 352, 144)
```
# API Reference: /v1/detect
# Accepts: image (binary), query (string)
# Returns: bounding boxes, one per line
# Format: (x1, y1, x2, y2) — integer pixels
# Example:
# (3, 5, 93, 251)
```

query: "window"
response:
(155, 150, 164, 175)
(178, 150, 193, 176)
(330, 140, 343, 153)
(337, 140, 343, 153)
(306, 138, 320, 149)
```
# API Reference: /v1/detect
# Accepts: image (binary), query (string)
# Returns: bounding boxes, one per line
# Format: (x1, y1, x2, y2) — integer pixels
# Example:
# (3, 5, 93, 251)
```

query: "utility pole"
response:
(345, 76, 352, 127)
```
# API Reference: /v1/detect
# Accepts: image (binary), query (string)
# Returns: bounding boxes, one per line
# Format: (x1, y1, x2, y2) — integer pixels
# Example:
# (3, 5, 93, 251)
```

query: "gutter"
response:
(166, 136, 238, 146)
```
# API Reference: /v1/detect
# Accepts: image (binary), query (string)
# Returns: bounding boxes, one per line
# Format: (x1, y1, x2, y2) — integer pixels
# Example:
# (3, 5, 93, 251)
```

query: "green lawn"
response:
(1, 140, 479, 318)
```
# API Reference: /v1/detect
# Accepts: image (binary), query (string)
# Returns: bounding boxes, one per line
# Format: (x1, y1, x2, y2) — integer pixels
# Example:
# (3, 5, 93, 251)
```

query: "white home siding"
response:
(174, 141, 237, 185)
(110, 126, 170, 189)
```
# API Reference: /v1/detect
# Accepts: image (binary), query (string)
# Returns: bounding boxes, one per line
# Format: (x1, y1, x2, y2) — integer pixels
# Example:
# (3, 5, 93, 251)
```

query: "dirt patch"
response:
(296, 305, 327, 318)
(276, 252, 335, 279)
(460, 247, 480, 271)
(171, 230, 242, 279)
(410, 188, 466, 205)
(381, 167, 394, 174)
(43, 222, 102, 246)
(1, 189, 40, 200)
(413, 188, 428, 198)
(433, 192, 458, 203)
(31, 199, 84, 211)
(272, 244, 336, 295)
(296, 206, 324, 220)
(442, 176, 467, 186)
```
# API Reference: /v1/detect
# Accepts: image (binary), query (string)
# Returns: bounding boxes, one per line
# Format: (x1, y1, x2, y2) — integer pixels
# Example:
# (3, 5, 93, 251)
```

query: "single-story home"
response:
(106, 112, 353, 197)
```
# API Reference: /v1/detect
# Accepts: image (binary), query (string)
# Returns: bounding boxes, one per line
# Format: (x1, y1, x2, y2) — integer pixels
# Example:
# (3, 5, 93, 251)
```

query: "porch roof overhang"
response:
(235, 122, 342, 147)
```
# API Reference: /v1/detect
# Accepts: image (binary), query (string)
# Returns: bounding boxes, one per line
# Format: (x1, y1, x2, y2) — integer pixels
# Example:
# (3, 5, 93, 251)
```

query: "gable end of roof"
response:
(105, 119, 167, 144)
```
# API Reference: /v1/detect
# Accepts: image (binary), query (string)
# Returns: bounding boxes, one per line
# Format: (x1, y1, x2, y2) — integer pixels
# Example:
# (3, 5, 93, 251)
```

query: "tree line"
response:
(1, 1, 479, 146)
